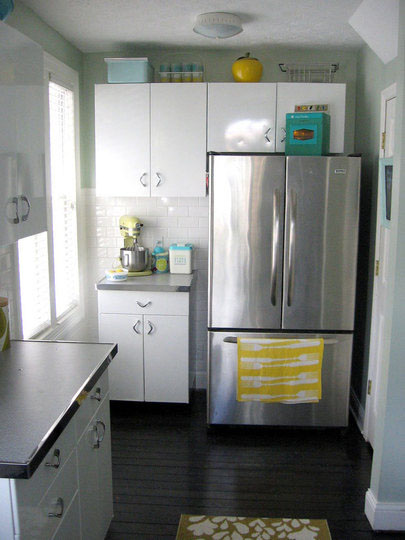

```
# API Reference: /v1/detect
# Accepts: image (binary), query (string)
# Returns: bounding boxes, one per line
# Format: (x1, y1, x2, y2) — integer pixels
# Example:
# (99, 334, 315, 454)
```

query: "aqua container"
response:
(105, 58, 154, 83)
(285, 112, 330, 156)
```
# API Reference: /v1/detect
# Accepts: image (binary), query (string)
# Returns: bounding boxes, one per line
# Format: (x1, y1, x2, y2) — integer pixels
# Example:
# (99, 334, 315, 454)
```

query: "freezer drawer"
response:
(208, 331, 353, 427)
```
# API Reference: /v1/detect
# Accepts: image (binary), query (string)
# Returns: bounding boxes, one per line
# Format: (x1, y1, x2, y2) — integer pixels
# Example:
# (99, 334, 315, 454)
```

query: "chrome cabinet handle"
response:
(48, 497, 64, 518)
(281, 127, 287, 143)
(270, 189, 280, 306)
(7, 197, 19, 224)
(155, 172, 163, 187)
(91, 387, 102, 402)
(139, 172, 147, 187)
(287, 188, 297, 307)
(45, 448, 61, 469)
(136, 300, 151, 308)
(20, 195, 31, 221)
(132, 320, 141, 334)
(92, 420, 106, 449)
(146, 320, 154, 335)
(264, 127, 272, 143)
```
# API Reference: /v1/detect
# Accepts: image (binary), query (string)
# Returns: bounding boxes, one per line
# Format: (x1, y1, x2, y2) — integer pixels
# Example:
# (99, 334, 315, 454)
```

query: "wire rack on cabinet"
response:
(279, 63, 339, 83)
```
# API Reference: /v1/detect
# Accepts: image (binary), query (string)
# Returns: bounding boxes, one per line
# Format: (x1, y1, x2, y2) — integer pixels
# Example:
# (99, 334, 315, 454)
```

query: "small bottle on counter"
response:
(151, 241, 169, 273)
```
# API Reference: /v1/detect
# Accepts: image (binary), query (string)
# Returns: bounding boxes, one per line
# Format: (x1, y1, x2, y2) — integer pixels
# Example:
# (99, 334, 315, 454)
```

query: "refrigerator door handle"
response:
(287, 188, 297, 307)
(270, 189, 280, 306)
(223, 337, 237, 344)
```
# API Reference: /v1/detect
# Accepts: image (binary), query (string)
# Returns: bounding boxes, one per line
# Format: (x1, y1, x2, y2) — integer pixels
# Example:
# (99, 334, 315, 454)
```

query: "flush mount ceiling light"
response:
(193, 12, 243, 39)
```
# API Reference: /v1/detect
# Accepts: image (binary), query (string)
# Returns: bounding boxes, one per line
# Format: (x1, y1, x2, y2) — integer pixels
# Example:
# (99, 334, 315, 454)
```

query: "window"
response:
(18, 55, 81, 339)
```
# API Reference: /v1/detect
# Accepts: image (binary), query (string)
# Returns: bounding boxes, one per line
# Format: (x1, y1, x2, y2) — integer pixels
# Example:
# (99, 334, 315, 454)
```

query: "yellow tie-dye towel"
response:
(237, 338, 324, 403)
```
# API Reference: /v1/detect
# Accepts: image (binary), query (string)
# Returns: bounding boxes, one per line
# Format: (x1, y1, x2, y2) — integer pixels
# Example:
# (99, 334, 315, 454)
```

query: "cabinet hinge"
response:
(381, 131, 386, 151)
(367, 379, 372, 396)
(375, 260, 380, 276)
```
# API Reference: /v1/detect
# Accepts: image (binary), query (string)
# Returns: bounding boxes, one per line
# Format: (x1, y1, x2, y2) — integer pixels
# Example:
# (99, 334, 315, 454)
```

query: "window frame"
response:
(16, 53, 84, 340)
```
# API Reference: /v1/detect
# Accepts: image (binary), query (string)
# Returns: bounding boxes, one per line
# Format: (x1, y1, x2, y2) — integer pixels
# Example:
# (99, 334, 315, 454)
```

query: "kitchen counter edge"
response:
(96, 272, 194, 292)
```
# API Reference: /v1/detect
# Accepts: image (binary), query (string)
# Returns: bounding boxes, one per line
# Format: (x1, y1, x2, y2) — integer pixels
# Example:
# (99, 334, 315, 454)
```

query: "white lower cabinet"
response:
(77, 396, 113, 540)
(98, 290, 190, 403)
(0, 370, 113, 540)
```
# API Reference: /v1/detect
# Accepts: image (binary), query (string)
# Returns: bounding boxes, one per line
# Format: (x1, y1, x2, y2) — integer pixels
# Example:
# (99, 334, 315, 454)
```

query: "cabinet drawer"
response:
(13, 420, 76, 510)
(14, 449, 78, 539)
(75, 369, 109, 439)
(98, 290, 189, 316)
(51, 492, 80, 540)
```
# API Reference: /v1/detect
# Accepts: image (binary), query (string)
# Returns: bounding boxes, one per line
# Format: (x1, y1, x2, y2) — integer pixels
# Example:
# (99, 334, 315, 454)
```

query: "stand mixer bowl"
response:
(120, 246, 149, 272)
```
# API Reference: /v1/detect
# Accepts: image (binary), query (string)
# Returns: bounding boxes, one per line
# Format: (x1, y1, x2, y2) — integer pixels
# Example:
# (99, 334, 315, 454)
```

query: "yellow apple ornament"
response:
(232, 52, 263, 82)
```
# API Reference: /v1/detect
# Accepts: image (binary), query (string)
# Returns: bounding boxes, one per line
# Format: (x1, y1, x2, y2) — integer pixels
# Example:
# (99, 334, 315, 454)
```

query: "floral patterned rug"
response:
(176, 515, 332, 540)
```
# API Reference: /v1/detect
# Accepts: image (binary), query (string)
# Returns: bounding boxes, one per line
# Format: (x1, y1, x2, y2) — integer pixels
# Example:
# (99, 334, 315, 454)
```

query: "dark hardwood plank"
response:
(106, 392, 405, 540)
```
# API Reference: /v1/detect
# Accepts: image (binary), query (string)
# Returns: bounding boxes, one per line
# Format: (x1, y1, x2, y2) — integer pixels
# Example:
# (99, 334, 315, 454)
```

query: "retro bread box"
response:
(285, 112, 330, 155)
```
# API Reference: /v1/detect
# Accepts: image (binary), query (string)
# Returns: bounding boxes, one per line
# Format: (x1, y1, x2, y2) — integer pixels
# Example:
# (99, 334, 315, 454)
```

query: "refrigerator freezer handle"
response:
(287, 188, 297, 307)
(270, 189, 280, 306)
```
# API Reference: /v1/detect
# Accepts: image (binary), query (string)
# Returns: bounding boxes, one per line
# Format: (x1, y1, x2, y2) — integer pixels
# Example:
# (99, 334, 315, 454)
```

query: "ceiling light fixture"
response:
(193, 12, 243, 39)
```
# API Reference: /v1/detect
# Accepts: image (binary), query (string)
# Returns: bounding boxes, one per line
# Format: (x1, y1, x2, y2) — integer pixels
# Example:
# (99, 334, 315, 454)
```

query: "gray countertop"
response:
(97, 272, 194, 292)
(0, 340, 117, 479)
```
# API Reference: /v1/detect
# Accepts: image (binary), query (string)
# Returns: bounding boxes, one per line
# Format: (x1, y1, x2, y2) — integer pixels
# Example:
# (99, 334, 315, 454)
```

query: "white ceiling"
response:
(21, 0, 364, 53)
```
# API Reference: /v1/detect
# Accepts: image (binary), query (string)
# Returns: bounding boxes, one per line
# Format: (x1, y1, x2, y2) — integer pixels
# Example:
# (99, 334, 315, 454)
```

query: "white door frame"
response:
(363, 83, 396, 444)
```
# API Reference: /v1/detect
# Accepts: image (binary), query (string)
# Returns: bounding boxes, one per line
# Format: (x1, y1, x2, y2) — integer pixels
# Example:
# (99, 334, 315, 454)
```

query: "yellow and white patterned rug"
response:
(176, 515, 332, 540)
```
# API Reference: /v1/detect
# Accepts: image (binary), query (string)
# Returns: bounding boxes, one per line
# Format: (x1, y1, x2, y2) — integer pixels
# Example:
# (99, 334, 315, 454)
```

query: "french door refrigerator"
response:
(207, 153, 360, 426)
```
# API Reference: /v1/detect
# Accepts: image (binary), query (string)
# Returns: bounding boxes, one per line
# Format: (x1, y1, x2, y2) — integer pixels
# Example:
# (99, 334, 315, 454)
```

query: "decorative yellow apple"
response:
(232, 52, 263, 82)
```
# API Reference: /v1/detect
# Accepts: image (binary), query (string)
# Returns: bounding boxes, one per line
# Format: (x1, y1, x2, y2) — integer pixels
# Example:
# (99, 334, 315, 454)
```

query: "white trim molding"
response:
(365, 489, 405, 531)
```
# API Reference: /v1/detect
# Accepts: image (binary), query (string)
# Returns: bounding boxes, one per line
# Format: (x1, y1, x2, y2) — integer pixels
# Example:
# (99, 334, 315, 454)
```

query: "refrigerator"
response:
(207, 153, 360, 427)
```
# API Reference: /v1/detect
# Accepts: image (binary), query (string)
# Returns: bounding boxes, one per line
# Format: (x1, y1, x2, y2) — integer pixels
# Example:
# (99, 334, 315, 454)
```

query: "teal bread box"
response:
(105, 58, 154, 83)
(285, 112, 330, 155)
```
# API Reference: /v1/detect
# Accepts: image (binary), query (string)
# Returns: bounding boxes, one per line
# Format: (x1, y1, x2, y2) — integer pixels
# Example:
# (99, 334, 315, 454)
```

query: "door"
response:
(99, 313, 144, 400)
(276, 83, 346, 153)
(150, 83, 206, 197)
(143, 315, 189, 403)
(95, 84, 150, 197)
(208, 331, 353, 426)
(207, 83, 277, 152)
(283, 156, 360, 330)
(364, 84, 396, 447)
(95, 397, 113, 538)
(209, 154, 285, 329)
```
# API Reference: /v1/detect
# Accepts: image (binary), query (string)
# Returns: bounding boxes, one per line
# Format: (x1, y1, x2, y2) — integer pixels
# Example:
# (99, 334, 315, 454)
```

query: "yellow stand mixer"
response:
(119, 215, 152, 276)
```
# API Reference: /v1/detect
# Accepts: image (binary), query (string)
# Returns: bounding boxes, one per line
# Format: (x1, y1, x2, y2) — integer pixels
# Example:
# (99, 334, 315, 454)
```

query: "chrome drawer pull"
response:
(48, 497, 64, 518)
(136, 300, 151, 308)
(20, 195, 31, 221)
(139, 172, 147, 187)
(155, 172, 163, 187)
(45, 448, 61, 469)
(147, 320, 154, 335)
(264, 127, 272, 143)
(92, 420, 106, 449)
(91, 387, 102, 402)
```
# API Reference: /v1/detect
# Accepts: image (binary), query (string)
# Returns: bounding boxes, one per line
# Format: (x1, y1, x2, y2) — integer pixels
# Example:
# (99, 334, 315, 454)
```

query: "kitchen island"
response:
(0, 340, 117, 539)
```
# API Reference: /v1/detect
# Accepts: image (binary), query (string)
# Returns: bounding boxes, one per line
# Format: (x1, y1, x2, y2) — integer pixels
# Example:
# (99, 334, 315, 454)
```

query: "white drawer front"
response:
(51, 492, 80, 540)
(98, 290, 189, 316)
(14, 449, 78, 539)
(75, 370, 109, 440)
(13, 420, 76, 510)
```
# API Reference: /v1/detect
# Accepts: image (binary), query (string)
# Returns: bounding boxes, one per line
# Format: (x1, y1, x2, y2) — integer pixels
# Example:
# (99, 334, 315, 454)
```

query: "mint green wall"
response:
(6, 2, 82, 72)
(351, 46, 397, 411)
(81, 46, 358, 188)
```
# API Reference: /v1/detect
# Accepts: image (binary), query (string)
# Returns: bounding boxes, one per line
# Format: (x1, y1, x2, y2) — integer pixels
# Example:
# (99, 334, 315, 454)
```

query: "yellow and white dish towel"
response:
(237, 338, 324, 404)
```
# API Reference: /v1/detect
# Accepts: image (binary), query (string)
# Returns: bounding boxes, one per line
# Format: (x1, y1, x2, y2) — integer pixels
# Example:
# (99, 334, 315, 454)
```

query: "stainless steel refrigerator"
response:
(207, 154, 360, 427)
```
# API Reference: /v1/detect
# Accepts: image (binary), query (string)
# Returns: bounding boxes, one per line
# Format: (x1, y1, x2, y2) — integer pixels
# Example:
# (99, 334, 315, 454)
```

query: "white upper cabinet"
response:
(95, 83, 207, 198)
(207, 83, 277, 152)
(276, 83, 346, 153)
(95, 84, 150, 197)
(0, 23, 46, 247)
(151, 83, 207, 197)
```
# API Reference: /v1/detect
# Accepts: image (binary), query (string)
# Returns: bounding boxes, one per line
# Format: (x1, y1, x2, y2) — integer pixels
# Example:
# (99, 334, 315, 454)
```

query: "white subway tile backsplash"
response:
(147, 206, 168, 217)
(177, 197, 199, 207)
(177, 216, 199, 228)
(168, 206, 189, 217)
(189, 206, 209, 217)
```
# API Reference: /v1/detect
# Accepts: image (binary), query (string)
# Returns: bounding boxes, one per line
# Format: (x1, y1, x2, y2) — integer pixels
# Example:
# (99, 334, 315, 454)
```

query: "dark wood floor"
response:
(106, 392, 405, 540)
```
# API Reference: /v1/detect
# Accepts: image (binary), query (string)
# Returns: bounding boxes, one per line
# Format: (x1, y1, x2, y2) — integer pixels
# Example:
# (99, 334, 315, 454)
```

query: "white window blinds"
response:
(49, 81, 79, 318)
(18, 232, 51, 338)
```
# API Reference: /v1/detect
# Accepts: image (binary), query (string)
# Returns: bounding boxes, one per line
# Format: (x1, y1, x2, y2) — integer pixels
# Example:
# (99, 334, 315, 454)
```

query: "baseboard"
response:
(365, 489, 405, 531)
(350, 387, 365, 435)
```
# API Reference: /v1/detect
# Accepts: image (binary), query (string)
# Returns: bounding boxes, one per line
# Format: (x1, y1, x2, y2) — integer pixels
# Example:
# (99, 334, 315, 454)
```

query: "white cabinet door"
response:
(52, 493, 81, 540)
(150, 83, 207, 198)
(276, 83, 346, 153)
(207, 83, 277, 152)
(95, 84, 150, 197)
(0, 24, 46, 247)
(99, 313, 144, 401)
(77, 396, 112, 540)
(144, 315, 189, 403)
